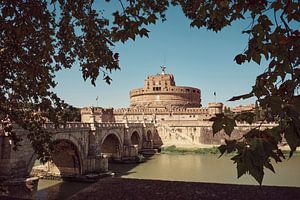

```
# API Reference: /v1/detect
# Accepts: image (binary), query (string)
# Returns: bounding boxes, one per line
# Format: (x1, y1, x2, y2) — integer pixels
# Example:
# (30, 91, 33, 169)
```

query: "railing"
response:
(127, 123, 144, 128)
(1, 121, 154, 134)
(95, 123, 125, 128)
(42, 122, 91, 130)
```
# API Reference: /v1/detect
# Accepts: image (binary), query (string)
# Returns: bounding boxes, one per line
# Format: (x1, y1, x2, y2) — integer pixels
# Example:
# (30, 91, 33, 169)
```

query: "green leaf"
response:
(264, 161, 275, 173)
(225, 139, 237, 153)
(236, 161, 247, 178)
(228, 93, 254, 101)
(252, 52, 261, 65)
(234, 54, 246, 65)
(139, 28, 149, 38)
(284, 124, 300, 157)
(224, 117, 236, 136)
(249, 166, 264, 185)
(234, 112, 255, 124)
(212, 121, 223, 135)
(148, 14, 157, 24)
(212, 116, 224, 135)
(218, 145, 226, 157)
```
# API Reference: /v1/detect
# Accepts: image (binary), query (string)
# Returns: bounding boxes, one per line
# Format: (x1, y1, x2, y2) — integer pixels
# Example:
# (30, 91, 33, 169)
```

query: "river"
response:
(37, 154, 300, 199)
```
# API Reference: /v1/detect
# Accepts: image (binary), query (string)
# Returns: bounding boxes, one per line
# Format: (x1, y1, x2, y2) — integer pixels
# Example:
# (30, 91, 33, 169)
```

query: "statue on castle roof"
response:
(160, 65, 166, 75)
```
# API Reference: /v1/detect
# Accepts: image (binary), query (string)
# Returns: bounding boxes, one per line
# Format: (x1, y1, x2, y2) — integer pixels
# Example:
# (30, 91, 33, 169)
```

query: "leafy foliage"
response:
(0, 0, 119, 160)
(203, 0, 300, 184)
(1, 0, 299, 184)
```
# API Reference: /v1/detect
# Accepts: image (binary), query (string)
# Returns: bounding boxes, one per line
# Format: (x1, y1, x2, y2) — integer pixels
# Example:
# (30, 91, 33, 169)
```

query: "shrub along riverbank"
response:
(160, 145, 300, 156)
(160, 145, 220, 155)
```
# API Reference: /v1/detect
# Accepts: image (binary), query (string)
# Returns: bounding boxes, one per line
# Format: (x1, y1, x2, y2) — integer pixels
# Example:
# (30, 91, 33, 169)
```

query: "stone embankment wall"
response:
(157, 121, 277, 147)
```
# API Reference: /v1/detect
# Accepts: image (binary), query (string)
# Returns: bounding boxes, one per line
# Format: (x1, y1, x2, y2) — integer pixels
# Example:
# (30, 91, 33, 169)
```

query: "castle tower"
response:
(81, 107, 115, 123)
(129, 67, 201, 109)
(208, 102, 223, 115)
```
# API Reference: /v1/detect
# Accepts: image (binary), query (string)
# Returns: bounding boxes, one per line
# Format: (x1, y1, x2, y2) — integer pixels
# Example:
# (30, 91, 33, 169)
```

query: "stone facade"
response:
(81, 71, 223, 125)
(113, 72, 223, 124)
(231, 104, 255, 113)
(80, 70, 275, 148)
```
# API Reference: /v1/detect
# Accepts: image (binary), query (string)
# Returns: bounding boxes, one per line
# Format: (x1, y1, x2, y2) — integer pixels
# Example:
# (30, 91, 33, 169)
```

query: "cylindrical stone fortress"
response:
(129, 72, 201, 108)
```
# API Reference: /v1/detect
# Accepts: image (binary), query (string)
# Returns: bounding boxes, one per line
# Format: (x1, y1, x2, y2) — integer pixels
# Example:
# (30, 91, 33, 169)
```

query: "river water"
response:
(37, 154, 300, 199)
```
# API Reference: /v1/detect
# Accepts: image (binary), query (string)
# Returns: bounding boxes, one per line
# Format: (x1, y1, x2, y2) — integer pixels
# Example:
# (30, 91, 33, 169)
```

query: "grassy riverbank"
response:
(161, 145, 221, 155)
(160, 145, 300, 156)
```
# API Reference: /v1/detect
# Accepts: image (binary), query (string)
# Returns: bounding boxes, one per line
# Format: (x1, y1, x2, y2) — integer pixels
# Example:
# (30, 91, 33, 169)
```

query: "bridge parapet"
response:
(45, 122, 91, 129)
(0, 122, 92, 132)
(127, 123, 144, 128)
(95, 123, 125, 128)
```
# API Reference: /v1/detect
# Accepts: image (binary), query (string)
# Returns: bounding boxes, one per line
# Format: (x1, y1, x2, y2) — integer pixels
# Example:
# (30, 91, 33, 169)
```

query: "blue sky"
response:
(54, 5, 265, 109)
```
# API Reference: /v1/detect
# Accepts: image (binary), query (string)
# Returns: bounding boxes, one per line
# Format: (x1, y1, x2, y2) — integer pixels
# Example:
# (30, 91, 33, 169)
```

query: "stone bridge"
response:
(0, 122, 161, 199)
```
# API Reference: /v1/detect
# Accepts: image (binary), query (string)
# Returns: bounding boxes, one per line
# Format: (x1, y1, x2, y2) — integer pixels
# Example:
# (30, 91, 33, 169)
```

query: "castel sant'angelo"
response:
(81, 67, 271, 147)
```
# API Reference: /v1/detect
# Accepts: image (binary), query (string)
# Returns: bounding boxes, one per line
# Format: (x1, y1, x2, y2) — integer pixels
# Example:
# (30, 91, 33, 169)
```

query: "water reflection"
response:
(37, 154, 300, 199)
(37, 179, 91, 200)
(110, 154, 300, 187)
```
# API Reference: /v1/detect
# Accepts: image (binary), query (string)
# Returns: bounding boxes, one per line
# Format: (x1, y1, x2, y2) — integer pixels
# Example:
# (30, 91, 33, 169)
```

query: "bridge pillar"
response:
(123, 128, 131, 146)
(84, 155, 108, 174)
(0, 133, 12, 179)
(121, 127, 139, 162)
(0, 130, 39, 199)
(88, 130, 98, 157)
(0, 177, 39, 200)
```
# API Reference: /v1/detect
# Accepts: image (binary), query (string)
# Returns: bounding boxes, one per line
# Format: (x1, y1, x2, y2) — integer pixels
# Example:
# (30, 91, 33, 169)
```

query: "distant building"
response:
(80, 67, 276, 147)
(231, 104, 255, 114)
(81, 67, 223, 124)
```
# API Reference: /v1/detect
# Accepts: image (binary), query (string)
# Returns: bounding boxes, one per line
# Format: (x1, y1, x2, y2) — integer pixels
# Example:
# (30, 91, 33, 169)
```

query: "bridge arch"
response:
(131, 131, 141, 145)
(49, 139, 82, 176)
(100, 133, 122, 160)
(27, 133, 84, 176)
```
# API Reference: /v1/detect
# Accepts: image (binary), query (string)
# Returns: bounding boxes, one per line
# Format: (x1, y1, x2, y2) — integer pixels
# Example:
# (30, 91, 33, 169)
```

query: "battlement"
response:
(80, 107, 114, 114)
(208, 102, 223, 115)
(231, 104, 255, 113)
(80, 107, 115, 123)
(208, 102, 223, 108)
(113, 107, 209, 115)
(130, 86, 200, 97)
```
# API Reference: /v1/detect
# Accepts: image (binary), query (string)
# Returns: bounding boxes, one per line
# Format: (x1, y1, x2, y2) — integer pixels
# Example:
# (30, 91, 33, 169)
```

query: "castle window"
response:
(186, 89, 190, 92)
(153, 87, 161, 91)
(197, 91, 200, 93)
